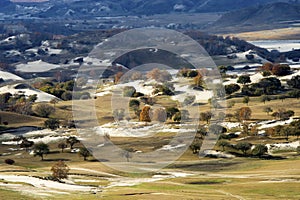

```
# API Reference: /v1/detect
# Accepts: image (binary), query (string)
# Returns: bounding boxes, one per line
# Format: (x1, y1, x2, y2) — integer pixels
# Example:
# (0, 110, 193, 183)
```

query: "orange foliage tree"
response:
(140, 106, 151, 122)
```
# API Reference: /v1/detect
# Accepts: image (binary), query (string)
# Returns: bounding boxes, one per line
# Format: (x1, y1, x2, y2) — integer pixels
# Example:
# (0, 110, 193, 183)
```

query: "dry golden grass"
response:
(222, 27, 300, 40)
(0, 111, 45, 128)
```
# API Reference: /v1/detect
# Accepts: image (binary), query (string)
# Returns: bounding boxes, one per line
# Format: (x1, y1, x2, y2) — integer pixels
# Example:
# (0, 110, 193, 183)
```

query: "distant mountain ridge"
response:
(0, 0, 294, 18)
(210, 2, 300, 30)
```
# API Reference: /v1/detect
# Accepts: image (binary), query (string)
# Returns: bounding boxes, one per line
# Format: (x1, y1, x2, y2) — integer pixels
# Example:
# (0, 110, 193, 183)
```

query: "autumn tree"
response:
(51, 161, 70, 180)
(140, 106, 151, 122)
(146, 68, 172, 82)
(194, 73, 204, 88)
(236, 107, 252, 121)
(114, 72, 123, 84)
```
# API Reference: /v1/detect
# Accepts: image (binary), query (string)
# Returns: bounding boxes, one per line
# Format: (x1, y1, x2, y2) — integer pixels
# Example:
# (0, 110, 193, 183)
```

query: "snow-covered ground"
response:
(172, 79, 213, 102)
(203, 150, 235, 158)
(0, 70, 23, 81)
(249, 40, 300, 52)
(0, 175, 98, 192)
(235, 50, 268, 63)
(96, 80, 155, 97)
(266, 141, 300, 153)
(0, 83, 58, 102)
(223, 72, 264, 86)
(16, 60, 61, 73)
(107, 171, 193, 188)
(221, 122, 241, 129)
(94, 121, 196, 137)
(256, 118, 296, 130)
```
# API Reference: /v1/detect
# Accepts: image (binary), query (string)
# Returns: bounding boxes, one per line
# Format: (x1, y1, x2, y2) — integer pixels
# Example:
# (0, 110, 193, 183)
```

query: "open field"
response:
(222, 27, 300, 40)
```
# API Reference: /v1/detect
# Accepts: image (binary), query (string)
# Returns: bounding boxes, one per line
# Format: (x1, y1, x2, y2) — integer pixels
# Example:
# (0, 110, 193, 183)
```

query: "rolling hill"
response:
(0, 0, 293, 18)
(210, 2, 300, 32)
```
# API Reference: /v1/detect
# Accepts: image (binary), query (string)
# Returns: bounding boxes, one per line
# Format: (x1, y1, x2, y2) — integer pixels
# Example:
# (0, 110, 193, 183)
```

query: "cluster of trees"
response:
(146, 68, 172, 83)
(259, 63, 291, 76)
(266, 120, 300, 141)
(217, 141, 268, 157)
(242, 77, 282, 96)
(271, 108, 294, 120)
(34, 79, 90, 100)
(17, 136, 91, 162)
(225, 84, 240, 96)
(177, 68, 199, 78)
(0, 92, 37, 115)
(287, 75, 300, 89)
(153, 83, 175, 96)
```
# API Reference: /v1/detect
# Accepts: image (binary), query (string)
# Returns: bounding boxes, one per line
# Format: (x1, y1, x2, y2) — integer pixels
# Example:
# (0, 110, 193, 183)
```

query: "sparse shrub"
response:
(34, 104, 55, 118)
(252, 144, 268, 157)
(58, 142, 67, 153)
(200, 111, 212, 124)
(44, 118, 60, 130)
(218, 140, 230, 151)
(79, 147, 92, 161)
(172, 112, 181, 122)
(209, 124, 227, 135)
(113, 108, 125, 121)
(236, 142, 252, 155)
(190, 139, 202, 154)
(5, 159, 15, 165)
(66, 136, 79, 149)
(123, 86, 136, 97)
(166, 107, 179, 119)
(61, 91, 73, 100)
(183, 95, 196, 105)
(297, 146, 300, 155)
(152, 108, 167, 122)
(287, 75, 300, 89)
(147, 68, 172, 82)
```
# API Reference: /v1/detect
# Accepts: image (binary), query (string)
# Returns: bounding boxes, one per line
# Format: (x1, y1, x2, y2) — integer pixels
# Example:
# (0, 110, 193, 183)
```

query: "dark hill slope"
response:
(211, 2, 300, 29)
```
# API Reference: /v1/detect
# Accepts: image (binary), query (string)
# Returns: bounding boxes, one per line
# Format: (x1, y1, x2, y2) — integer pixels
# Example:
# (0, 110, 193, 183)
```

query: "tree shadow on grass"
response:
(43, 158, 71, 162)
